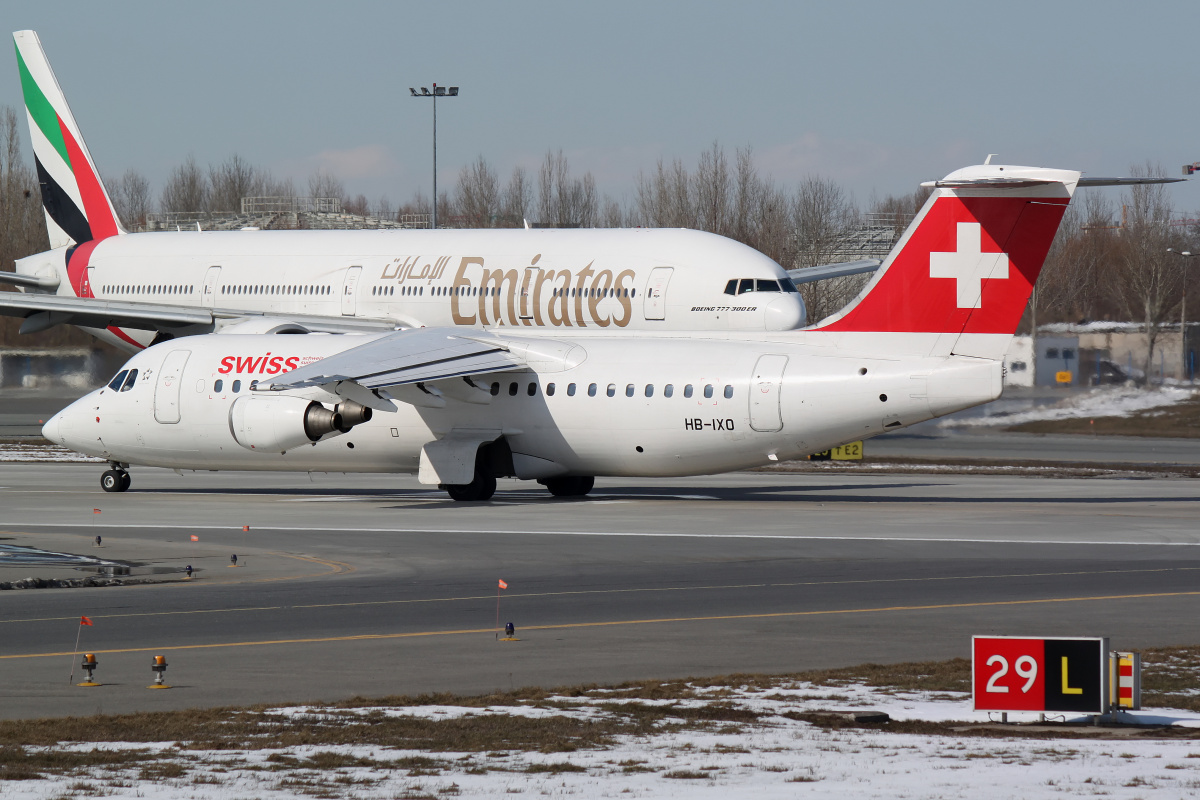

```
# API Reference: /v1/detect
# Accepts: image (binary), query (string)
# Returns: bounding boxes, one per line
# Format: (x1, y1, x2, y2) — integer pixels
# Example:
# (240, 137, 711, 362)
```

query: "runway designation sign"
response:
(972, 636, 1109, 713)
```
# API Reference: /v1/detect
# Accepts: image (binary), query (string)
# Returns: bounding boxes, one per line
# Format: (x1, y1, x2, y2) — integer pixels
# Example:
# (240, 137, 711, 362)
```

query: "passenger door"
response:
(749, 354, 788, 432)
(643, 267, 673, 321)
(154, 349, 191, 424)
(201, 266, 221, 308)
(341, 266, 363, 315)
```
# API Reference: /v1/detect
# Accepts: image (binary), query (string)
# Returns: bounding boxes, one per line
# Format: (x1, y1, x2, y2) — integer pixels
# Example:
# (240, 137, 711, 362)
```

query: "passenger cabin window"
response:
(664, 384, 674, 398)
(684, 384, 694, 398)
(645, 384, 654, 397)
(607, 384, 616, 398)
(567, 383, 576, 396)
(120, 369, 138, 391)
(588, 383, 598, 397)
(704, 384, 714, 398)
(527, 382, 536, 396)
(490, 382, 500, 396)
(546, 383, 556, 396)
(724, 384, 734, 399)
(214, 379, 224, 392)
(108, 370, 129, 391)
(232, 380, 242, 393)
(509, 382, 518, 396)
(626, 384, 635, 397)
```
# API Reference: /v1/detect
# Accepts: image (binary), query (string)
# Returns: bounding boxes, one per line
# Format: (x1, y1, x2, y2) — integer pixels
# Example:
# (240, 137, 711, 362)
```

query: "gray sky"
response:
(5, 0, 1199, 215)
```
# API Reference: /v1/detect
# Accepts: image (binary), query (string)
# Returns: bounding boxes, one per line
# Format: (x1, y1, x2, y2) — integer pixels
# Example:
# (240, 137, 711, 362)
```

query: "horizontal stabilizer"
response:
(266, 327, 524, 391)
(788, 259, 881, 285)
(0, 271, 59, 290)
(1077, 176, 1186, 187)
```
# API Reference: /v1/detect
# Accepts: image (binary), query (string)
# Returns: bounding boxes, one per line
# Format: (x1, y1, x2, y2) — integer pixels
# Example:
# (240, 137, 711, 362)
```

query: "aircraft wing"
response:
(0, 290, 398, 336)
(266, 327, 525, 393)
(788, 259, 881, 285)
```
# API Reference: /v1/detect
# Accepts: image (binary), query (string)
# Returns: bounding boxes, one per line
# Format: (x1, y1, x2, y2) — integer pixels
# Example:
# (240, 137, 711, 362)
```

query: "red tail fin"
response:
(815, 165, 1078, 339)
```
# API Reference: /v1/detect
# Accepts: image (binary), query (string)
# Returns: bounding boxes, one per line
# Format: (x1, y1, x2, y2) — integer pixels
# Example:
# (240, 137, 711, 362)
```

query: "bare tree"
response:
(344, 193, 369, 216)
(537, 150, 597, 227)
(160, 155, 209, 213)
(501, 166, 532, 226)
(208, 154, 263, 212)
(106, 169, 152, 229)
(308, 168, 345, 203)
(454, 155, 501, 227)
(791, 176, 861, 321)
(693, 141, 730, 236)
(1105, 164, 1183, 376)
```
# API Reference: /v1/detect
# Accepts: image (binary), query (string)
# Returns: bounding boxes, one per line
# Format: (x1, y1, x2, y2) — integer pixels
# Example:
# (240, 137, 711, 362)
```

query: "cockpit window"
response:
(108, 370, 129, 391)
(120, 369, 138, 392)
(727, 277, 795, 295)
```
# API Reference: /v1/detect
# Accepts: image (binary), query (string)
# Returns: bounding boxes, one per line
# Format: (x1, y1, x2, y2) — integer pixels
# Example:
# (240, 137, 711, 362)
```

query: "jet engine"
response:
(229, 396, 369, 453)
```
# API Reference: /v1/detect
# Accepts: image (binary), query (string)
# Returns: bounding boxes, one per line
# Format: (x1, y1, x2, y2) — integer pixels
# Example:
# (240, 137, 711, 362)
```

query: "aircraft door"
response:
(153, 349, 191, 424)
(749, 354, 788, 432)
(644, 267, 673, 321)
(83, 266, 95, 297)
(201, 266, 221, 308)
(341, 266, 363, 315)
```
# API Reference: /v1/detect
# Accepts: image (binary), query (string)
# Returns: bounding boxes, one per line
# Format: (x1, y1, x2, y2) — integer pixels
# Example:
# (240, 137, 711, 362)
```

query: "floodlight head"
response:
(448, 87, 459, 96)
(421, 87, 430, 96)
(409, 88, 417, 96)
(434, 86, 446, 96)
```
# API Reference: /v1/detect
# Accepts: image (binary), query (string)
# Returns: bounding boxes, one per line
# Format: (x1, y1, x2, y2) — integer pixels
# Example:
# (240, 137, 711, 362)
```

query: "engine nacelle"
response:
(229, 395, 343, 453)
(335, 400, 372, 432)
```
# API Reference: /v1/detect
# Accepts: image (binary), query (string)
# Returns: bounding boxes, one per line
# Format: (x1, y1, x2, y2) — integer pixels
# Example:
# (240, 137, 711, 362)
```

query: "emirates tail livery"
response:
(48, 162, 1093, 498)
(1, 30, 810, 349)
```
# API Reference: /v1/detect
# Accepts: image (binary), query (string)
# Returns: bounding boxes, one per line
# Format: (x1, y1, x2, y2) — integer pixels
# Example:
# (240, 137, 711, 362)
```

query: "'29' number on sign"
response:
(985, 654, 1038, 694)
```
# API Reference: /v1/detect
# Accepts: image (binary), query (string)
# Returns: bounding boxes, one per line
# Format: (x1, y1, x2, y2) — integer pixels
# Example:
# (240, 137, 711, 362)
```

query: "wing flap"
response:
(267, 327, 525, 392)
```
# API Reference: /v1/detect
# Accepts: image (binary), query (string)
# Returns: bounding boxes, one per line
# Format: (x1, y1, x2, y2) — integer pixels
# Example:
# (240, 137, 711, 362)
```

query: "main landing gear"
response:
(100, 465, 131, 493)
(539, 476, 594, 497)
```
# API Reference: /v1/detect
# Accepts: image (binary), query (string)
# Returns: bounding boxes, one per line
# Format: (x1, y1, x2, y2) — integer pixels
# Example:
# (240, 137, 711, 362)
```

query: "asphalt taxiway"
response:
(2, 462, 1199, 720)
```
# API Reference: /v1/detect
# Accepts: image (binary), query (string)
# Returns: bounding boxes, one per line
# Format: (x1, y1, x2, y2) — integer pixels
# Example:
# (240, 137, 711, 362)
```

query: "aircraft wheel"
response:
(118, 471, 132, 492)
(540, 476, 594, 497)
(444, 473, 497, 502)
(100, 469, 128, 493)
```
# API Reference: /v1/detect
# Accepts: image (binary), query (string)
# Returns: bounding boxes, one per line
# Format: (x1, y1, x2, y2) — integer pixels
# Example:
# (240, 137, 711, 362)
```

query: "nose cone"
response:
(764, 296, 806, 331)
(42, 410, 65, 445)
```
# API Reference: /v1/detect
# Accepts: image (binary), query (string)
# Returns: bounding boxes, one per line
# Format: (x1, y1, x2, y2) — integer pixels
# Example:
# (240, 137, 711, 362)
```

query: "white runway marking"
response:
(7, 520, 1200, 546)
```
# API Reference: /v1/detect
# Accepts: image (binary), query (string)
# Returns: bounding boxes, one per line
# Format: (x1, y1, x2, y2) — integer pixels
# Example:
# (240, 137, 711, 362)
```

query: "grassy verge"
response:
(1006, 395, 1200, 437)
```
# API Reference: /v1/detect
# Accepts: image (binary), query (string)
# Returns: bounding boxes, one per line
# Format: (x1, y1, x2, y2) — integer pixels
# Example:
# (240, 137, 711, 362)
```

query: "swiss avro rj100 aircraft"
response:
(47, 162, 1128, 499)
(1, 30, 820, 350)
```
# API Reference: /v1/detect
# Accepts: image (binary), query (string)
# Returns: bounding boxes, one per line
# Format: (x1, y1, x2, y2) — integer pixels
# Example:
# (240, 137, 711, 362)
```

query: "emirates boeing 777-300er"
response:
(0, 30, 831, 350)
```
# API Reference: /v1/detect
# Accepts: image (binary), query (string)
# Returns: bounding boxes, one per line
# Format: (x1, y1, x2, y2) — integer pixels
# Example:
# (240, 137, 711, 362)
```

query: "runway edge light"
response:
(148, 655, 170, 689)
(77, 653, 99, 687)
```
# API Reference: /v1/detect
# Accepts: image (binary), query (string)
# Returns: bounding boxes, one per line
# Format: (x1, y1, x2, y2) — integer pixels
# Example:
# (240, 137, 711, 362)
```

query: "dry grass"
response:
(3, 646, 1200, 781)
(1007, 395, 1200, 438)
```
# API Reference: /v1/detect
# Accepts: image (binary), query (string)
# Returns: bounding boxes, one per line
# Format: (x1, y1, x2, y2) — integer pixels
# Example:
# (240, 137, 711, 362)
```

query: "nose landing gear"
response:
(100, 466, 131, 493)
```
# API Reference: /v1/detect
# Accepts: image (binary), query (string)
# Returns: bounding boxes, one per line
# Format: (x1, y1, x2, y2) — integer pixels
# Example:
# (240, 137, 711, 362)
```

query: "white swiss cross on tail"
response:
(928, 222, 1009, 309)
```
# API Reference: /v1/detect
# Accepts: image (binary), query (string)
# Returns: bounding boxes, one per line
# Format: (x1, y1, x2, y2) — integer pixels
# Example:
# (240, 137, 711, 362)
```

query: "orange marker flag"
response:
(93, 509, 101, 515)
(80, 616, 93, 626)
(498, 579, 508, 590)
(190, 535, 199, 542)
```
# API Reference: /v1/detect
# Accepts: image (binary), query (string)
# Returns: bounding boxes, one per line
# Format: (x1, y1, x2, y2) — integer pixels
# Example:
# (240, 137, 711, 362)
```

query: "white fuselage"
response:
(18, 228, 807, 351)
(46, 331, 1001, 479)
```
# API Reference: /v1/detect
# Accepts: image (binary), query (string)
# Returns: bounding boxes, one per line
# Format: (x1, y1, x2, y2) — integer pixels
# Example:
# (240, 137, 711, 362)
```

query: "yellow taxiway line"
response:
(3, 588, 1198, 660)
